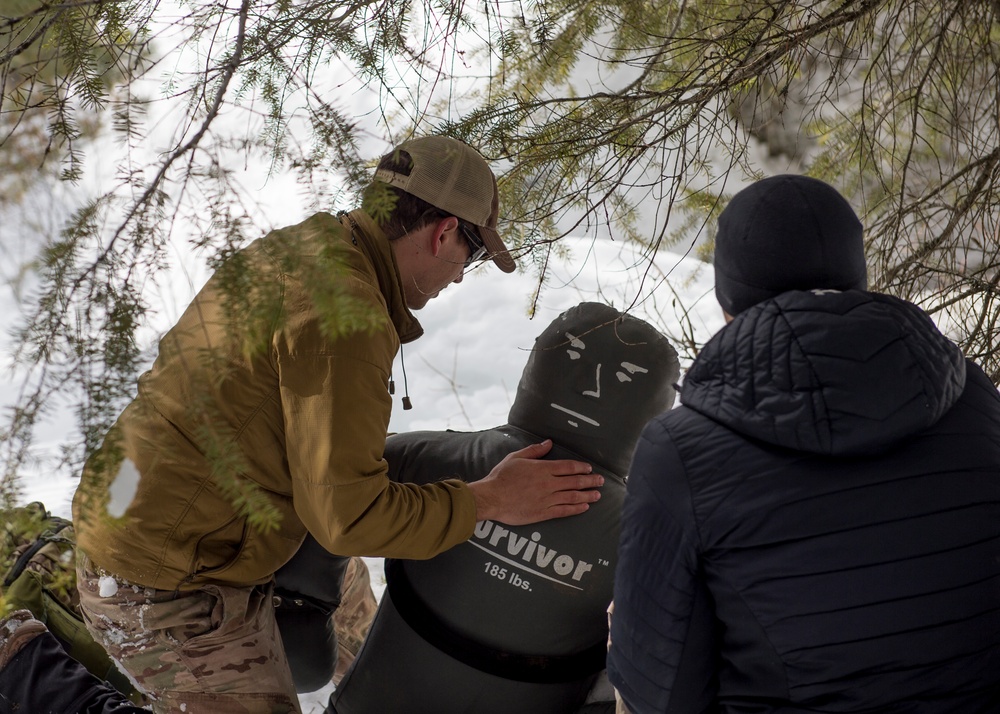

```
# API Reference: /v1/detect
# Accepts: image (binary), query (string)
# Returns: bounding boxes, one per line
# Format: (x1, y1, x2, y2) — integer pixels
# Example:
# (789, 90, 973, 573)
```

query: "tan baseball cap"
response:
(373, 136, 516, 273)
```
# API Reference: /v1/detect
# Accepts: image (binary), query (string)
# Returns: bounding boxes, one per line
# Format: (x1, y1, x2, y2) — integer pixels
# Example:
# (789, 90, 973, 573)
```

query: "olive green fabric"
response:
(4, 569, 140, 700)
(73, 210, 477, 591)
(1, 503, 140, 701)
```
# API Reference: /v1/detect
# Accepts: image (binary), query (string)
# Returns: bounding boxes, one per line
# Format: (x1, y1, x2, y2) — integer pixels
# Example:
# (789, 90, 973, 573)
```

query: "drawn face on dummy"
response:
(507, 302, 680, 474)
(550, 330, 655, 429)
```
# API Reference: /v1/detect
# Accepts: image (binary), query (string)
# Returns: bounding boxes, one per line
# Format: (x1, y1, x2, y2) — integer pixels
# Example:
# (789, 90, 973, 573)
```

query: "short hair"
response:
(364, 149, 449, 241)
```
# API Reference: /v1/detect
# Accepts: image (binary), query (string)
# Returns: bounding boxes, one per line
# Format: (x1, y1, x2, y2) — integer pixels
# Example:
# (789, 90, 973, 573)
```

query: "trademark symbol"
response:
(599, 559, 610, 566)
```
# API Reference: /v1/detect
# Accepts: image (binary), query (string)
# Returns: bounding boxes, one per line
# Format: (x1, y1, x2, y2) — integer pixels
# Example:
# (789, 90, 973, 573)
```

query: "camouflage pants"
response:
(331, 555, 377, 683)
(76, 552, 301, 714)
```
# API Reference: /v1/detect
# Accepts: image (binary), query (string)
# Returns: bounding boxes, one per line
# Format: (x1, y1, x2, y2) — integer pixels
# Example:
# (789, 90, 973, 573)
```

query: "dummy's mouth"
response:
(550, 403, 600, 427)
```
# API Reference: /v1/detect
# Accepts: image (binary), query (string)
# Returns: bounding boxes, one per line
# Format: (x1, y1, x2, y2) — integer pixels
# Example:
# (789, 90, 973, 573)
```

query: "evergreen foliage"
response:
(1, 0, 998, 518)
(447, 1, 1000, 386)
(0, 0, 466, 502)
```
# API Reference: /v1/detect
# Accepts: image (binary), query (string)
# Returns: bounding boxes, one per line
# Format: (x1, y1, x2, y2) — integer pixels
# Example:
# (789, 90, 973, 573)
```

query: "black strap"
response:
(385, 558, 606, 684)
(271, 588, 334, 615)
(3, 516, 72, 587)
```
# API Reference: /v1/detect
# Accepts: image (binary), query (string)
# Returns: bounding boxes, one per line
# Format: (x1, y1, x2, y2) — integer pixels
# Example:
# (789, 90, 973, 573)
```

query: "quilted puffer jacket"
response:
(608, 289, 1000, 713)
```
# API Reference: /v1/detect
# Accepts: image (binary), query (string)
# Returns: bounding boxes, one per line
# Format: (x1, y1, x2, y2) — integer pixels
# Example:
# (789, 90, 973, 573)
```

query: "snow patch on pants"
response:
(99, 575, 119, 597)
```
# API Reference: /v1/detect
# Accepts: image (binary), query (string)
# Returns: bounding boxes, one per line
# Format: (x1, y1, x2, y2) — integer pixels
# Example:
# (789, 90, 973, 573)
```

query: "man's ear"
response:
(430, 216, 460, 257)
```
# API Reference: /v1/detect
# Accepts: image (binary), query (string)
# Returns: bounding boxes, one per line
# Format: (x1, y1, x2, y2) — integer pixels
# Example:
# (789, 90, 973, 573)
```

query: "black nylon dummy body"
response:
(330, 302, 679, 714)
(273, 537, 351, 691)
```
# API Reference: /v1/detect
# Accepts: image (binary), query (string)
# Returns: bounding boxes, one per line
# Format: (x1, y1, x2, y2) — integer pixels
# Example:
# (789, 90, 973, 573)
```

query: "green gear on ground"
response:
(1, 501, 143, 702)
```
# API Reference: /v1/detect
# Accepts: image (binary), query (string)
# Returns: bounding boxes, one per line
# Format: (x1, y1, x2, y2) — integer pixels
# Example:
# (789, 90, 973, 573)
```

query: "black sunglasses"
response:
(458, 222, 488, 268)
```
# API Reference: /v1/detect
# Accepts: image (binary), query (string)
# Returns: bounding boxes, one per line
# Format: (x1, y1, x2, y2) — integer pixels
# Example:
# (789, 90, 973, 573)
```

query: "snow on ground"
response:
(5, 235, 720, 710)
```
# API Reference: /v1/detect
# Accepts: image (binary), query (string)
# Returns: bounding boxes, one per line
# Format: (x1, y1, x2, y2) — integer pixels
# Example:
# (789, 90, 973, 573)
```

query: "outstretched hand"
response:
(467, 439, 604, 525)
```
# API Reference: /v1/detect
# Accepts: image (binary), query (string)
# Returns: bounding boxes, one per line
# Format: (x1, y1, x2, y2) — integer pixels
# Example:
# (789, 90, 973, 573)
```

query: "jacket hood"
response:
(507, 302, 680, 475)
(682, 290, 966, 456)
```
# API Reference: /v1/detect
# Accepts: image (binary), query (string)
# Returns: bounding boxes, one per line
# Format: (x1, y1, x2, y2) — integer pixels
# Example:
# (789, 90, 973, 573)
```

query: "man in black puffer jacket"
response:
(607, 175, 1000, 713)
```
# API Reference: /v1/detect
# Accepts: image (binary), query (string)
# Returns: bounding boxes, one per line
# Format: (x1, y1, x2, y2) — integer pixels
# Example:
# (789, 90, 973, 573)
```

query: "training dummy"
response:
(324, 301, 679, 713)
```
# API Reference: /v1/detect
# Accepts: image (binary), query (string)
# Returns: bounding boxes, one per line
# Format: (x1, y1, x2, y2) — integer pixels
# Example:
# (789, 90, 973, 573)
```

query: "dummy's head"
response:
(714, 174, 867, 317)
(508, 302, 679, 475)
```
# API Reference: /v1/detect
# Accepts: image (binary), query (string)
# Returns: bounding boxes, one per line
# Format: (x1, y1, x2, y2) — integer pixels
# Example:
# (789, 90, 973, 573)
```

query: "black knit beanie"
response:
(713, 174, 867, 316)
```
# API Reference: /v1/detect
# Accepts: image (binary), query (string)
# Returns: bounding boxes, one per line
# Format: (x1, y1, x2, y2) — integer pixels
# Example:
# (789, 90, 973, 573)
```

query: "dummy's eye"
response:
(616, 361, 649, 383)
(565, 332, 586, 360)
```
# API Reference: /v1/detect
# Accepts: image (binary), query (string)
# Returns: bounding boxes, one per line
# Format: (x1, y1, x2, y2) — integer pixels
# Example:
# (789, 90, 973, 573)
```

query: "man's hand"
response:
(467, 439, 604, 524)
